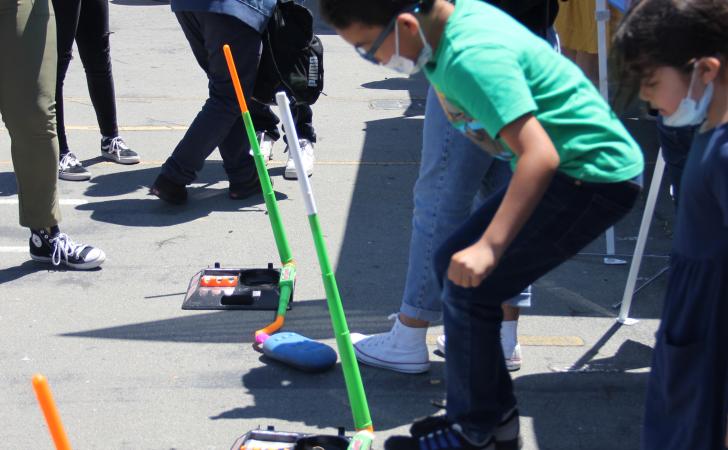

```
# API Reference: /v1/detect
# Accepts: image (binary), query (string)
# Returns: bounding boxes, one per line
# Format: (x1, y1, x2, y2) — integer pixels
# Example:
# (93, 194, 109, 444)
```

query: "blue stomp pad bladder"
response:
(262, 332, 337, 372)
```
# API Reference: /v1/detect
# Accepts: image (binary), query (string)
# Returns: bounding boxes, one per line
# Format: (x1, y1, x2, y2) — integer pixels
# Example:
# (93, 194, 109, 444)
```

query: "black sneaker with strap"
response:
(385, 422, 495, 450)
(29, 227, 106, 270)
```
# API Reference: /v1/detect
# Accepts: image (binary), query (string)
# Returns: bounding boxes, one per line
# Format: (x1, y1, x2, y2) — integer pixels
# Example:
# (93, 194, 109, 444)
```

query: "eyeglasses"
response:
(355, 4, 421, 64)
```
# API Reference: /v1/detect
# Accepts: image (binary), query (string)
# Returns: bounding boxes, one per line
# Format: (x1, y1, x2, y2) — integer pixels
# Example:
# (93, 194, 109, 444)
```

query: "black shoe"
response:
(410, 410, 521, 450)
(101, 136, 140, 164)
(59, 152, 91, 181)
(29, 228, 105, 270)
(229, 176, 263, 200)
(385, 423, 495, 450)
(150, 173, 187, 204)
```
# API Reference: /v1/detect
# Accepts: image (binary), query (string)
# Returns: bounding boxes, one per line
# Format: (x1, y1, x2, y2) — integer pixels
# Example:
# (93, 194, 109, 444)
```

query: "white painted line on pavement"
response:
(1, 125, 188, 132)
(0, 198, 88, 206)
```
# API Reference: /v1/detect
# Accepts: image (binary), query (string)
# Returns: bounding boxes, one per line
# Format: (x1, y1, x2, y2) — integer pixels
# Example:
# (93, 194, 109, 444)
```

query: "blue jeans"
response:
(435, 173, 641, 441)
(399, 87, 530, 323)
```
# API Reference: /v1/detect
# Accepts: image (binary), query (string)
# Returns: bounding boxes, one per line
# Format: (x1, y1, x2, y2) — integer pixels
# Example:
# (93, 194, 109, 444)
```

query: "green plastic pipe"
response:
(275, 92, 374, 436)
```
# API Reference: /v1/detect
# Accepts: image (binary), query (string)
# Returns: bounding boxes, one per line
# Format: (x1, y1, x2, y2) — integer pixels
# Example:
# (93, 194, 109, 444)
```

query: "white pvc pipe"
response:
(618, 150, 666, 324)
(596, 0, 610, 100)
(595, 0, 622, 263)
(275, 92, 318, 216)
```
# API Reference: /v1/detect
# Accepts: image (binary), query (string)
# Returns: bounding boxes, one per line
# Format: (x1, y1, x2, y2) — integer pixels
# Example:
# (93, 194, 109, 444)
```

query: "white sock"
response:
(393, 316, 427, 348)
(501, 321, 518, 355)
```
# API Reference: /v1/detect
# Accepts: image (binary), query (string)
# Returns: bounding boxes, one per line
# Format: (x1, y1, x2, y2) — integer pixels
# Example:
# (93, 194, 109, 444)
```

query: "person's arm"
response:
(447, 113, 559, 288)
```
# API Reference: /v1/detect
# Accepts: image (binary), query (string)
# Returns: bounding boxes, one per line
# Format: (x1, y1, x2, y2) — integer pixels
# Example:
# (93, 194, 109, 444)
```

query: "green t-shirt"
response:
(423, 0, 644, 182)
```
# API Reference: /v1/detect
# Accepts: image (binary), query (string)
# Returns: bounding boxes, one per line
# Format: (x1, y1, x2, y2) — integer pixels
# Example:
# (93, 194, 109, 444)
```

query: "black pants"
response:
(434, 173, 641, 441)
(162, 11, 261, 186)
(52, 0, 118, 154)
(250, 99, 316, 143)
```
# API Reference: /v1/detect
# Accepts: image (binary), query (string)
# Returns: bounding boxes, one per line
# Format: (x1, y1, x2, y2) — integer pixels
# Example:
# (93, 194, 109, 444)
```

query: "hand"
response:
(447, 241, 499, 288)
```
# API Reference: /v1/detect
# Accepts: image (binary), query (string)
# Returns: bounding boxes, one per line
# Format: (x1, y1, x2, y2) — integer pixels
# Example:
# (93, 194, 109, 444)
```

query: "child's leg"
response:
(437, 173, 639, 441)
(351, 86, 499, 373)
(399, 86, 498, 323)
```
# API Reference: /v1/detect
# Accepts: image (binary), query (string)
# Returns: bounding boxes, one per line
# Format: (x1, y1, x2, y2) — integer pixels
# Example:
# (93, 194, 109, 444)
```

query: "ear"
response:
(696, 56, 721, 84)
(396, 12, 421, 37)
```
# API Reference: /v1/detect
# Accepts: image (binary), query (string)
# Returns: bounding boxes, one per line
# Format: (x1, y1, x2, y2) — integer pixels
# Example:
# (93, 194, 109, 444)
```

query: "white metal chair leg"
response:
(595, 1, 627, 266)
(618, 149, 666, 324)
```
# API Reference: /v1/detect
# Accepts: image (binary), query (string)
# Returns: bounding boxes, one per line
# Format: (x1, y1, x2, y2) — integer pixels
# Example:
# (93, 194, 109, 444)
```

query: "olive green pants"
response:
(0, 0, 61, 229)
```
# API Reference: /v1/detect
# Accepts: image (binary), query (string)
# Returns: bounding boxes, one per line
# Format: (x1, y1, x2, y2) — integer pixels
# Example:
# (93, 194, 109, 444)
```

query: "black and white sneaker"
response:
(256, 132, 275, 164)
(385, 422, 495, 450)
(29, 228, 105, 270)
(59, 152, 91, 181)
(101, 136, 140, 164)
(409, 409, 522, 450)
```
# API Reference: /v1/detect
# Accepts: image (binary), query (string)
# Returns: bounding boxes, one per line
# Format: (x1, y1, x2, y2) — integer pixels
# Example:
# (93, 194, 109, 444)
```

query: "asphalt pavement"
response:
(0, 2, 674, 449)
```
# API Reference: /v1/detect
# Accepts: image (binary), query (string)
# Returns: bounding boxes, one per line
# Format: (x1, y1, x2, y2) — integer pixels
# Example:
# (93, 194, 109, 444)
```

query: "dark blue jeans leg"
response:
(161, 12, 260, 186)
(435, 173, 641, 442)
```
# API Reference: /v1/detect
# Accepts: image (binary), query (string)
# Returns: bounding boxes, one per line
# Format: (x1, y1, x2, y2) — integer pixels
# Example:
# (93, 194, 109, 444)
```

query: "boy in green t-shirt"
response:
(320, 0, 644, 448)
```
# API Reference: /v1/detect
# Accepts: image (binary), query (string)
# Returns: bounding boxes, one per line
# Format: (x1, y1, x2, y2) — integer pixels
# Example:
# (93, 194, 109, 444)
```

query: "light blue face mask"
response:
(383, 22, 432, 75)
(663, 66, 714, 127)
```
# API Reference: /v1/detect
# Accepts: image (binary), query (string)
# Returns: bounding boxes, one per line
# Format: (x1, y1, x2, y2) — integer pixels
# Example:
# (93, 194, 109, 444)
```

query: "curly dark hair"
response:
(318, 0, 435, 28)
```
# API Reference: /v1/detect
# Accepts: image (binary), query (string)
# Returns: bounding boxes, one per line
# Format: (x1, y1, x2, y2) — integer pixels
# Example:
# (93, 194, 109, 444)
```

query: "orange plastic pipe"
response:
(223, 44, 249, 114)
(32, 374, 72, 450)
(254, 315, 285, 342)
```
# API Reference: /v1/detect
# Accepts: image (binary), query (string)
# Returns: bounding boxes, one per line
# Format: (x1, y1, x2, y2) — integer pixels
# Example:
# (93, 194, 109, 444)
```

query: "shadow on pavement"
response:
(331, 74, 426, 328)
(74, 164, 289, 227)
(60, 299, 390, 343)
(0, 170, 17, 196)
(211, 359, 445, 432)
(517, 338, 652, 450)
(0, 261, 51, 284)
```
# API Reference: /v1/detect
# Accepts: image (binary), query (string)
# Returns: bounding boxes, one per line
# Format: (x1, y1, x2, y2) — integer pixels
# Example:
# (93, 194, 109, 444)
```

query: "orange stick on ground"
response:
(32, 374, 72, 450)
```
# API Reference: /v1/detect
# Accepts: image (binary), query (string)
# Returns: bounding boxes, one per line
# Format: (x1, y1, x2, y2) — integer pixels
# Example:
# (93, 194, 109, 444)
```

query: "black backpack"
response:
(253, 0, 324, 106)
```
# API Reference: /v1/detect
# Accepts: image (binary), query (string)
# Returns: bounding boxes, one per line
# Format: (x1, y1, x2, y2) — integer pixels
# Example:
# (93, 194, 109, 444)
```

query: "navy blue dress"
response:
(642, 123, 728, 450)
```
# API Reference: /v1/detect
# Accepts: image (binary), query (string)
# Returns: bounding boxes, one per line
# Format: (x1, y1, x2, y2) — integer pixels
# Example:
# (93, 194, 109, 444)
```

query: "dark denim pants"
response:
(162, 11, 261, 186)
(434, 172, 641, 442)
(52, 0, 118, 154)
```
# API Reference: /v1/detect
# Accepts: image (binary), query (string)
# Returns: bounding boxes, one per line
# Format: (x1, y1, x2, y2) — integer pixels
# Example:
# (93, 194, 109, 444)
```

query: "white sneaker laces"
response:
(50, 233, 88, 266)
(108, 137, 130, 155)
(59, 152, 81, 170)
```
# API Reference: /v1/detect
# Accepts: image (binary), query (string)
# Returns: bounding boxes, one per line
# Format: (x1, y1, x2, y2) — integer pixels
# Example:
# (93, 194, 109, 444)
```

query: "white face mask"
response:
(383, 22, 432, 75)
(662, 66, 714, 127)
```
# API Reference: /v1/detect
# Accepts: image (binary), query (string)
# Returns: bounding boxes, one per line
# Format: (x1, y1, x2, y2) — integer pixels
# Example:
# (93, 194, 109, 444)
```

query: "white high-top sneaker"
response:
(350, 315, 430, 374)
(284, 139, 314, 179)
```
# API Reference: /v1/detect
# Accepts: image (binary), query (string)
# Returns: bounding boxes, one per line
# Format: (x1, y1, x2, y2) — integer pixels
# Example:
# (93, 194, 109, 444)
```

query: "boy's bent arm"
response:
(448, 114, 559, 288)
